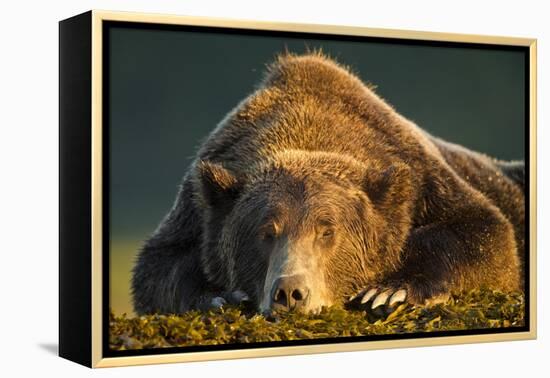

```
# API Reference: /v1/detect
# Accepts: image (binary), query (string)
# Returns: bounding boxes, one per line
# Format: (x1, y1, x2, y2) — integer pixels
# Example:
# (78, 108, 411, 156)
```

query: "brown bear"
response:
(131, 52, 524, 316)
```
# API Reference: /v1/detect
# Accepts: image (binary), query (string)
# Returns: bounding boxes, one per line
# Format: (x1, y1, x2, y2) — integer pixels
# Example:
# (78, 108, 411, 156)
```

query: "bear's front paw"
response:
(347, 286, 408, 317)
(209, 296, 227, 309)
(207, 290, 251, 310)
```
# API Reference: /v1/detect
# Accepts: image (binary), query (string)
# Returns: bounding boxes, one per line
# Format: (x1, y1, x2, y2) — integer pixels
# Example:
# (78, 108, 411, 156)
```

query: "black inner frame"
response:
(102, 20, 531, 358)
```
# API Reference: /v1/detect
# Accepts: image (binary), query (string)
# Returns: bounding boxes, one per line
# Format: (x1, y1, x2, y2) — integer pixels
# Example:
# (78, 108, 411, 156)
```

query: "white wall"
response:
(0, 0, 547, 376)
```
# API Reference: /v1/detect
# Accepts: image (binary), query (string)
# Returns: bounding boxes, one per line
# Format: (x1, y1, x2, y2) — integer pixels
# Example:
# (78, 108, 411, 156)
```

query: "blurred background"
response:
(107, 24, 526, 315)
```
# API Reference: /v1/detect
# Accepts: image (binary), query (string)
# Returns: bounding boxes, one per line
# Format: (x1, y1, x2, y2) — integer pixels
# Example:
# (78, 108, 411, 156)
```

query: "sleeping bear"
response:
(132, 53, 524, 316)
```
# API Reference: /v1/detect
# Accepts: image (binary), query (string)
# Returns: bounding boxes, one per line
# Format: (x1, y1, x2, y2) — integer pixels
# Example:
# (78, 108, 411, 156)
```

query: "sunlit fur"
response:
(131, 52, 524, 315)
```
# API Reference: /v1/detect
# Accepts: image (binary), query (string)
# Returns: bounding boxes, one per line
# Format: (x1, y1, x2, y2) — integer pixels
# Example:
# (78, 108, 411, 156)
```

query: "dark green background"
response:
(107, 25, 526, 314)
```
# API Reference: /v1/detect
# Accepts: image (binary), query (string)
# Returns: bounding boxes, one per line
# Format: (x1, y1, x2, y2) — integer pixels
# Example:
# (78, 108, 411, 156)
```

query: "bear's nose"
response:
(271, 275, 310, 311)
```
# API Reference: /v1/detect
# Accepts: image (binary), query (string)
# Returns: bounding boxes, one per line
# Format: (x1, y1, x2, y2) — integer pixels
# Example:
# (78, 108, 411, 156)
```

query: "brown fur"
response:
(132, 52, 524, 314)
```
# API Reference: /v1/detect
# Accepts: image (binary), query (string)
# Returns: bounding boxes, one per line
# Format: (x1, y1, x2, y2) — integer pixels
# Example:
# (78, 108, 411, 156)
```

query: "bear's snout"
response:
(270, 274, 310, 312)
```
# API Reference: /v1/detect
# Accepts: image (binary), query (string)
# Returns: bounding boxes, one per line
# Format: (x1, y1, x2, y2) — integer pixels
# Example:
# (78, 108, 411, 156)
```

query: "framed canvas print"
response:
(59, 10, 537, 368)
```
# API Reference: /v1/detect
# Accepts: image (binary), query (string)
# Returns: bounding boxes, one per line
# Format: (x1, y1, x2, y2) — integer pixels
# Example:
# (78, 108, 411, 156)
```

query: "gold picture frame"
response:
(59, 9, 537, 368)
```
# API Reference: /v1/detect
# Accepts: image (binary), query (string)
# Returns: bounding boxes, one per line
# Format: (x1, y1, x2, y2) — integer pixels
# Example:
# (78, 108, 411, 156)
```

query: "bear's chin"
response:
(259, 305, 324, 316)
(257, 296, 333, 315)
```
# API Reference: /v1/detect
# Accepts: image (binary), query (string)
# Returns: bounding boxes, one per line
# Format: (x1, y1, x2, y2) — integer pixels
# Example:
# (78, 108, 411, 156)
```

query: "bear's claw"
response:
(230, 290, 250, 304)
(389, 289, 407, 306)
(360, 288, 378, 304)
(371, 289, 391, 309)
(210, 297, 227, 308)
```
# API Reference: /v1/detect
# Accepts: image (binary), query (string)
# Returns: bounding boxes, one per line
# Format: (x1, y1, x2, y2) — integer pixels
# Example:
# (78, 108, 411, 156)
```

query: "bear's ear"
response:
(196, 161, 242, 208)
(362, 162, 413, 210)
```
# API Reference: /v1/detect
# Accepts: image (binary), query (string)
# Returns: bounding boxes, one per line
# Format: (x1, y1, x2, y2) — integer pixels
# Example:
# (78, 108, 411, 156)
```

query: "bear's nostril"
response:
(273, 288, 288, 307)
(291, 289, 303, 301)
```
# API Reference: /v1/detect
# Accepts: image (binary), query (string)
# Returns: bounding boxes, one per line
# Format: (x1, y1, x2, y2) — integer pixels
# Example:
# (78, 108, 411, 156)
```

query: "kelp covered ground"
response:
(109, 289, 524, 350)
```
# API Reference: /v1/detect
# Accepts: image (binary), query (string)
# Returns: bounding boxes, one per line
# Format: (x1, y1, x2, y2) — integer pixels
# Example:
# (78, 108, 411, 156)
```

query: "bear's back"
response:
(197, 53, 431, 173)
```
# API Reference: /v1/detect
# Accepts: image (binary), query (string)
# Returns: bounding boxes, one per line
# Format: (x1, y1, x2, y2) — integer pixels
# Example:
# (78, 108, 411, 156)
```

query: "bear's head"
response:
(195, 150, 413, 313)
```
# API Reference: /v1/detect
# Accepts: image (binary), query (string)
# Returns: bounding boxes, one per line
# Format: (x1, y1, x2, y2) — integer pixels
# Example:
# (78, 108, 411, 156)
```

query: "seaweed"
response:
(109, 289, 524, 350)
